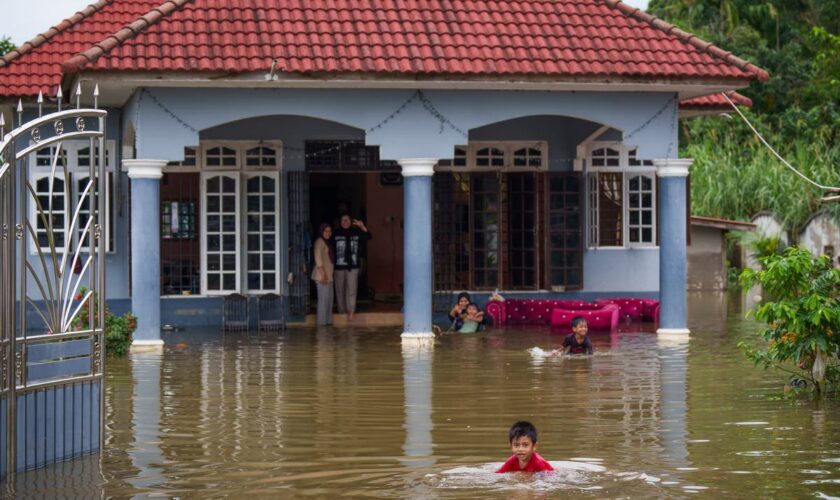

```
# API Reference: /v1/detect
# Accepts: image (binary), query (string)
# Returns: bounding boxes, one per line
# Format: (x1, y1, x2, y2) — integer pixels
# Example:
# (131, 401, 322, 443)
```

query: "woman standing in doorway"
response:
(333, 214, 372, 321)
(312, 223, 335, 326)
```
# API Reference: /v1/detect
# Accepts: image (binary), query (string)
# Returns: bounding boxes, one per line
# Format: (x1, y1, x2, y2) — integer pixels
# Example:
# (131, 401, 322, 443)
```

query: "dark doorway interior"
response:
(308, 173, 404, 312)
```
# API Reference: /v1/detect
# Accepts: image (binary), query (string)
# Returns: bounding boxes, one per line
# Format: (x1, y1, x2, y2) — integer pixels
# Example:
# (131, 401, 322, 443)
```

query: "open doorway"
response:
(309, 172, 404, 312)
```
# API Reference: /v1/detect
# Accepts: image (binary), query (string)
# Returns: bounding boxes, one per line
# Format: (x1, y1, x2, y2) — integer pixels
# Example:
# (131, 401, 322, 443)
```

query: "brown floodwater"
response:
(4, 292, 840, 498)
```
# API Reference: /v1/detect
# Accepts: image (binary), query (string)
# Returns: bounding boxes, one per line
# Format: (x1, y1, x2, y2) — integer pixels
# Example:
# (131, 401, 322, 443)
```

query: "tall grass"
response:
(685, 111, 840, 236)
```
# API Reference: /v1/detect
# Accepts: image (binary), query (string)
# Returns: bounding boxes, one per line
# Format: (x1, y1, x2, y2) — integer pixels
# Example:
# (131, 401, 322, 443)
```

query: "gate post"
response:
(124, 160, 167, 349)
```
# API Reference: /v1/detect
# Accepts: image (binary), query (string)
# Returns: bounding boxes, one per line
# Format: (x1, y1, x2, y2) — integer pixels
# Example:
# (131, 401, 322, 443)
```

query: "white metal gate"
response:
(0, 87, 106, 477)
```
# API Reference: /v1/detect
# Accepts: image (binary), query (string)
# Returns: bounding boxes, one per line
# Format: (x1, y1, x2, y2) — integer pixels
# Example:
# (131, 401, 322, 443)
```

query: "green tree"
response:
(0, 36, 14, 57)
(739, 247, 840, 396)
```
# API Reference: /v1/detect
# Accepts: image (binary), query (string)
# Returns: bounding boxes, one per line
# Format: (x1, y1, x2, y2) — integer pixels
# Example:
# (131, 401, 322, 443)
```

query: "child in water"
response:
(551, 316, 593, 355)
(457, 303, 484, 333)
(496, 421, 555, 473)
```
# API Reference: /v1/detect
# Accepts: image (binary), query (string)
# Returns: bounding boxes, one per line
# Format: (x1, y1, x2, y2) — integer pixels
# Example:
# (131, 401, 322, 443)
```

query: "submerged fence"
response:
(0, 88, 106, 478)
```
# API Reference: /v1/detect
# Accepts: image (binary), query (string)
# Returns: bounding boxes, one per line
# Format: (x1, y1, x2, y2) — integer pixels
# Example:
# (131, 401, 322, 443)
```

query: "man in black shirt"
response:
(333, 214, 372, 320)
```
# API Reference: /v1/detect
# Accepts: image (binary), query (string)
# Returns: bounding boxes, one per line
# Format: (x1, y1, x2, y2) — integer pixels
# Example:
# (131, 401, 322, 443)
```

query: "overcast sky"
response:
(4, 0, 651, 45)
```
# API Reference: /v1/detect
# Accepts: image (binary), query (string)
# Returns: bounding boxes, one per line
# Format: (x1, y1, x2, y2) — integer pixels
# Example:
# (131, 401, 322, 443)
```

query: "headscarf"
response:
(318, 222, 336, 264)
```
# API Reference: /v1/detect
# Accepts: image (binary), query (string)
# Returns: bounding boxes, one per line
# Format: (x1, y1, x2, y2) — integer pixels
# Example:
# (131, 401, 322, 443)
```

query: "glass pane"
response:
(207, 196, 220, 213)
(262, 215, 275, 231)
(206, 176, 220, 192)
(629, 227, 639, 242)
(264, 234, 275, 251)
(642, 211, 652, 225)
(222, 195, 235, 212)
(629, 176, 639, 190)
(248, 254, 260, 270)
(642, 193, 652, 208)
(247, 196, 260, 212)
(247, 176, 260, 191)
(247, 215, 260, 231)
(262, 195, 275, 212)
(630, 211, 639, 225)
(263, 177, 275, 191)
(223, 254, 236, 271)
(222, 215, 236, 231)
(248, 234, 260, 250)
(207, 235, 220, 251)
(207, 215, 220, 232)
(642, 227, 652, 242)
(263, 254, 275, 270)
(264, 273, 276, 290)
(223, 235, 236, 251)
(248, 273, 260, 289)
(222, 177, 236, 192)
(223, 273, 235, 290)
(208, 254, 220, 271)
(208, 274, 221, 290)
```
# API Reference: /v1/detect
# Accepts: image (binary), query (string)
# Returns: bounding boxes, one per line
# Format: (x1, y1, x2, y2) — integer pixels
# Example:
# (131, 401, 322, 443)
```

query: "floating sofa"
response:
(484, 297, 660, 331)
(485, 298, 620, 331)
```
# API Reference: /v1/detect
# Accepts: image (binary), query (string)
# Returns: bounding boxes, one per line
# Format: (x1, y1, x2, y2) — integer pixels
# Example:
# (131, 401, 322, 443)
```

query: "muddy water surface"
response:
(5, 293, 840, 498)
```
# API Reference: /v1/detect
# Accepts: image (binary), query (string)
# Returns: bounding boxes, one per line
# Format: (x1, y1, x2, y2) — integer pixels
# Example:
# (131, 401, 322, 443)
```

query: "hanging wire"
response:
(722, 92, 840, 200)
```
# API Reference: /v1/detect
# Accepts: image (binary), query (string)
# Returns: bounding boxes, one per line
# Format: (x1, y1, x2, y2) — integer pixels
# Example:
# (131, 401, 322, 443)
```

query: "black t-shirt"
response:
(563, 333, 593, 354)
(332, 227, 372, 270)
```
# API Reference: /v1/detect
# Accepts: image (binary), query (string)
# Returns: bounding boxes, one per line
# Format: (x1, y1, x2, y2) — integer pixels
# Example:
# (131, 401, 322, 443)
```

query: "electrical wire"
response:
(722, 92, 840, 200)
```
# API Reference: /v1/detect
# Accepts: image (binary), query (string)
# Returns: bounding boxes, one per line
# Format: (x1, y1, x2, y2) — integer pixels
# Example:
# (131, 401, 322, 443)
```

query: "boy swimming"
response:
(496, 421, 555, 473)
(551, 316, 593, 356)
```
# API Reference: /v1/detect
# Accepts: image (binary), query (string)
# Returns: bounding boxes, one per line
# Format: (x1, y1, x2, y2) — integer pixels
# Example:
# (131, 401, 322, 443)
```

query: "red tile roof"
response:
(680, 91, 753, 110)
(0, 0, 161, 97)
(1, 0, 769, 98)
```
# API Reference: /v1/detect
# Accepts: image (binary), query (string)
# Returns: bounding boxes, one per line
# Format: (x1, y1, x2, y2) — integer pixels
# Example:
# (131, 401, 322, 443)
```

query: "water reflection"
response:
(129, 350, 164, 489)
(4, 294, 840, 497)
(401, 340, 434, 467)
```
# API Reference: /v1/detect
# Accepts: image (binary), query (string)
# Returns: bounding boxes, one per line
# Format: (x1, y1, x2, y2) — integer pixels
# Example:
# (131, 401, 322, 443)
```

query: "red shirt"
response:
(496, 452, 555, 473)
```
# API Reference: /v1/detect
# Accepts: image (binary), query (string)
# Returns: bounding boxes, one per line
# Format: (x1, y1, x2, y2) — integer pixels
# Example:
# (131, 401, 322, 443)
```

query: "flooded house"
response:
(0, 0, 768, 348)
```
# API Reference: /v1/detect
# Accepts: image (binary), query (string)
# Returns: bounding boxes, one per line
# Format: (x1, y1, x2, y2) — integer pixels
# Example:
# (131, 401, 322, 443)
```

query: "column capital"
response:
(398, 158, 438, 177)
(653, 158, 693, 178)
(122, 159, 167, 179)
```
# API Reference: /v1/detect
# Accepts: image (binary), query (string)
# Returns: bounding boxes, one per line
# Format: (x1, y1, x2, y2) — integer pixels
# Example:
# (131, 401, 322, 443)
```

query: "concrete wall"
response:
(687, 225, 726, 291)
(800, 212, 840, 267)
(129, 88, 677, 161)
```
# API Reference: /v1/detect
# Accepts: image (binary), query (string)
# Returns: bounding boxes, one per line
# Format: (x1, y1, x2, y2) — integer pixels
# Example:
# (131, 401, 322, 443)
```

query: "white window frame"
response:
(29, 140, 117, 254)
(244, 172, 281, 293)
(200, 172, 241, 295)
(586, 143, 657, 248)
(436, 141, 549, 171)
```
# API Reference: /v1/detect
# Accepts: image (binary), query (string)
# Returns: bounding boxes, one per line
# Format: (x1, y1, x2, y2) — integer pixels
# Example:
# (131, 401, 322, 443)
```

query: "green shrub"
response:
(72, 287, 137, 356)
(738, 247, 840, 396)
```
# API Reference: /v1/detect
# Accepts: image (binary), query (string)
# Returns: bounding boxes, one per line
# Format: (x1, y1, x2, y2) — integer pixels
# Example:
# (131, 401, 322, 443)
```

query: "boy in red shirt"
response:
(496, 421, 555, 473)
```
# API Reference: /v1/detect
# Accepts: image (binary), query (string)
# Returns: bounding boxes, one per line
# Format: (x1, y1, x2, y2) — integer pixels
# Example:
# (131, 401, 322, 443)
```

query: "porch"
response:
(120, 87, 691, 343)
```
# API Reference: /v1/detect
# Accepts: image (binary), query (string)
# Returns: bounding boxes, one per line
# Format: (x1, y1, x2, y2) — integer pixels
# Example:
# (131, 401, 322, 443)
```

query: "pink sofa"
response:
(594, 298, 660, 322)
(485, 298, 620, 331)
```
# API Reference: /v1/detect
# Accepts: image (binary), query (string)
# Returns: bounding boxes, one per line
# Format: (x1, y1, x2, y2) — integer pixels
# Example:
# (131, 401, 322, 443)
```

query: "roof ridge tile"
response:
(0, 0, 112, 68)
(600, 0, 769, 81)
(62, 0, 193, 73)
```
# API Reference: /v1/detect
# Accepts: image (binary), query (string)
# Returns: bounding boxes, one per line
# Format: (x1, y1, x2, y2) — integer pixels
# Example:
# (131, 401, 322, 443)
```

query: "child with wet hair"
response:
(496, 421, 555, 473)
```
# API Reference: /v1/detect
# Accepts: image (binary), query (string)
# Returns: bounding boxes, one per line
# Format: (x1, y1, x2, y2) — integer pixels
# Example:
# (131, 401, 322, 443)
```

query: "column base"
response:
(131, 339, 165, 352)
(656, 327, 690, 336)
(401, 332, 435, 340)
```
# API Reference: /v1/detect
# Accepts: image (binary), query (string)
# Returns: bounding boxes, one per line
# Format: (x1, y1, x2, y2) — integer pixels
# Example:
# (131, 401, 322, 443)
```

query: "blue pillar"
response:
(654, 159, 693, 336)
(398, 159, 436, 339)
(124, 160, 167, 348)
